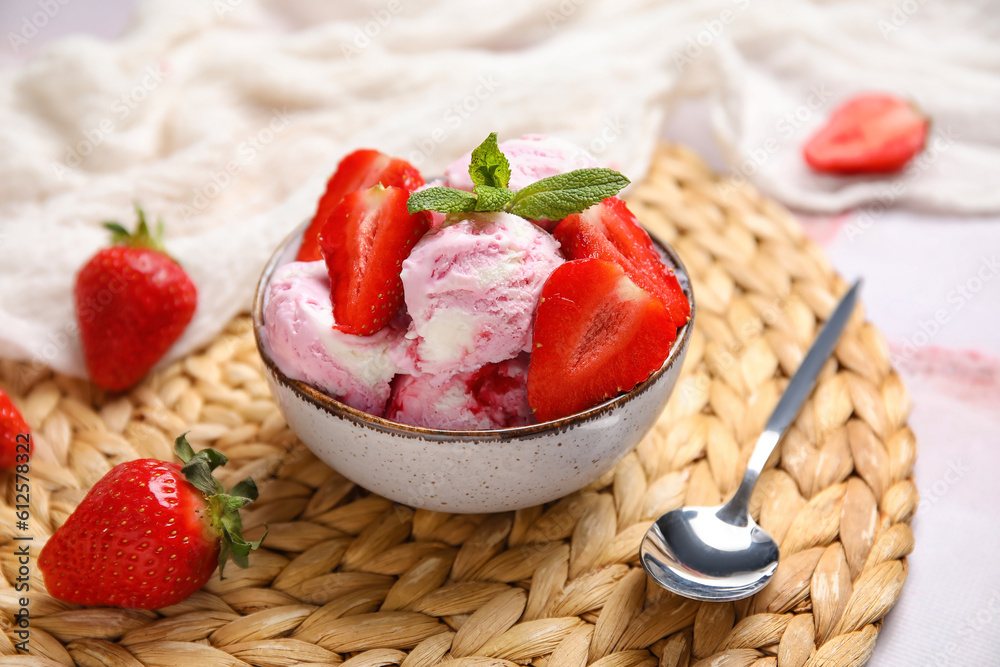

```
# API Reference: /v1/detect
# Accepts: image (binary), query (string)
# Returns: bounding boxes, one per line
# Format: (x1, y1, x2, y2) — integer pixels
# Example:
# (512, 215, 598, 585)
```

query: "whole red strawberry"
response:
(0, 389, 31, 468)
(75, 207, 197, 391)
(39, 435, 263, 609)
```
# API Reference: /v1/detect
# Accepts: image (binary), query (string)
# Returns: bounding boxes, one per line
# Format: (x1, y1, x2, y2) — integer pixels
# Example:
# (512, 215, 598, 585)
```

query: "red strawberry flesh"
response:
(554, 197, 689, 328)
(0, 390, 31, 468)
(803, 93, 928, 174)
(320, 185, 431, 336)
(297, 150, 424, 262)
(527, 258, 677, 422)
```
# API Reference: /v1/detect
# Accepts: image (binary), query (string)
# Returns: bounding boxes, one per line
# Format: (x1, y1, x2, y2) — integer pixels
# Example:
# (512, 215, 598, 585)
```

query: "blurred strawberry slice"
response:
(298, 150, 424, 261)
(554, 197, 690, 328)
(527, 259, 676, 422)
(803, 93, 929, 174)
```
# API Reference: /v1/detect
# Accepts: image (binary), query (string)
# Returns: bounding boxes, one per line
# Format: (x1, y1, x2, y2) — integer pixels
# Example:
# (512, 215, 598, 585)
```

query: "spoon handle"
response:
(717, 280, 862, 524)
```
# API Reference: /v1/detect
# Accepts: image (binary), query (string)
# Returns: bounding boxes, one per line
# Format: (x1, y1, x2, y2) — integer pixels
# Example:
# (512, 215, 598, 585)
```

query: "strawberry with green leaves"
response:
(74, 207, 197, 391)
(320, 185, 432, 335)
(0, 389, 31, 468)
(297, 150, 425, 262)
(38, 435, 263, 609)
(527, 259, 677, 422)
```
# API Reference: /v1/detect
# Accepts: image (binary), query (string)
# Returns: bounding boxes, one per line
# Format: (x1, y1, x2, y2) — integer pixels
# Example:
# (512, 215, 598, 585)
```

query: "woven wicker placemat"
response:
(0, 144, 917, 667)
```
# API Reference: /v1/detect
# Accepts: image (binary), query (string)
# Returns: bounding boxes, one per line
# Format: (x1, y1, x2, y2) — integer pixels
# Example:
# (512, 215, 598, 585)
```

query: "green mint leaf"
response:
(473, 185, 515, 211)
(468, 132, 511, 189)
(407, 187, 478, 214)
(507, 168, 630, 220)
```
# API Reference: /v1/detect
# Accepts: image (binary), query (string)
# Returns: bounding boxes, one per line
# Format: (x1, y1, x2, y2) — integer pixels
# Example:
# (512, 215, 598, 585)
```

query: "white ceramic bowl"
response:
(252, 221, 694, 513)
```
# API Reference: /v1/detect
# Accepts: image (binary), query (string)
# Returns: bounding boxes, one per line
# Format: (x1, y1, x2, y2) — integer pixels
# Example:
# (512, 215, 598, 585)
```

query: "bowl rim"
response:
(252, 217, 696, 442)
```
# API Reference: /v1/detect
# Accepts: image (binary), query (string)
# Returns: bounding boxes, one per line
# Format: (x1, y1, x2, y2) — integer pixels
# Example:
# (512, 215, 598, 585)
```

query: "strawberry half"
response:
(0, 389, 31, 468)
(297, 150, 424, 262)
(527, 259, 676, 422)
(320, 185, 432, 335)
(38, 435, 263, 610)
(74, 208, 197, 392)
(554, 197, 690, 328)
(803, 93, 929, 174)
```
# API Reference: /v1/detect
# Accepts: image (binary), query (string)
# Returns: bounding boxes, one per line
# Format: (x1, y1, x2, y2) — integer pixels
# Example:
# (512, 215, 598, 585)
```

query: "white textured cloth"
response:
(1, 0, 998, 376)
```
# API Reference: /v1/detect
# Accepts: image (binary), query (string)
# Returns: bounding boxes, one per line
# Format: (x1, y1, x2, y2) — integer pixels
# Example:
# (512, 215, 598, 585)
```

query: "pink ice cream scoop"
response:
(386, 354, 533, 430)
(394, 212, 564, 376)
(262, 260, 403, 416)
(445, 134, 599, 192)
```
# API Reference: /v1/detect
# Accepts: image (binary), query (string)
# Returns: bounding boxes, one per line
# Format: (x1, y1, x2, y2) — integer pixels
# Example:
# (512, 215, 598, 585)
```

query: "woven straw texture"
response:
(0, 144, 917, 667)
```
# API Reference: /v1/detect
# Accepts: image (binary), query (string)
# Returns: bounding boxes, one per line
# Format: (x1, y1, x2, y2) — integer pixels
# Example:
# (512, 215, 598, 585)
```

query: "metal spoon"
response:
(640, 280, 862, 601)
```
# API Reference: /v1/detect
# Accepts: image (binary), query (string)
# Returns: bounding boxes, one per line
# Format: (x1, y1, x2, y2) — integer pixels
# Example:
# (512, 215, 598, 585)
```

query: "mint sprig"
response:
(473, 184, 515, 211)
(407, 133, 630, 221)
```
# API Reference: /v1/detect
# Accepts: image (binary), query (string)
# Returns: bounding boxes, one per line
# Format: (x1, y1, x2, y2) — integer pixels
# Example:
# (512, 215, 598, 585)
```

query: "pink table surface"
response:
(3, 2, 999, 665)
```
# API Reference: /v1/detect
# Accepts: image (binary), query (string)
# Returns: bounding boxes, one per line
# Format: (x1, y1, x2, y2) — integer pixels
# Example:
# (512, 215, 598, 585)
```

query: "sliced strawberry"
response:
(527, 259, 676, 422)
(554, 197, 689, 328)
(0, 389, 31, 468)
(297, 150, 424, 261)
(803, 93, 929, 174)
(320, 185, 431, 336)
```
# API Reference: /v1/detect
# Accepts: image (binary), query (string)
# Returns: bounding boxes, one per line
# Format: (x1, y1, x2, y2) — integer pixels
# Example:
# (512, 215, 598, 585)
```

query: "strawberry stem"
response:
(103, 204, 168, 254)
(174, 434, 266, 578)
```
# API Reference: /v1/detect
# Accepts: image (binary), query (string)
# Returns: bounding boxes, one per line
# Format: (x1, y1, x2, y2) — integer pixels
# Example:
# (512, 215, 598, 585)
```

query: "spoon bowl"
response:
(641, 506, 779, 600)
(640, 280, 861, 601)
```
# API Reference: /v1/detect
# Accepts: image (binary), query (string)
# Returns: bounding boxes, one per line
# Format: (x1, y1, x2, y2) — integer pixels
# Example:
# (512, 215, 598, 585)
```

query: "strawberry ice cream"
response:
(393, 212, 564, 376)
(262, 260, 402, 416)
(386, 354, 533, 430)
(259, 132, 654, 430)
(445, 134, 599, 192)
